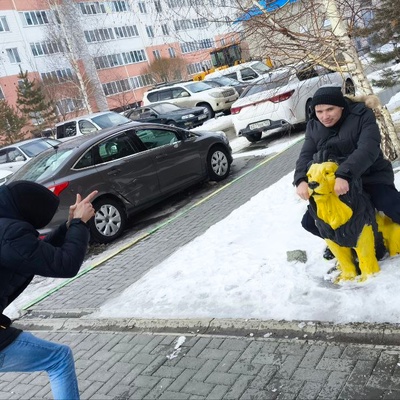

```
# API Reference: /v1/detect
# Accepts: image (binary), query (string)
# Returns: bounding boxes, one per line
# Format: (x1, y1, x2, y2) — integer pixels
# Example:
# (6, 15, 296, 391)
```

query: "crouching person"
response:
(0, 181, 97, 399)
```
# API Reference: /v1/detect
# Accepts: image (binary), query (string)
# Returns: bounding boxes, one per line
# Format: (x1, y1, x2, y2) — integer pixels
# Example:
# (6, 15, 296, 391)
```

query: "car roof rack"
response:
(149, 80, 189, 90)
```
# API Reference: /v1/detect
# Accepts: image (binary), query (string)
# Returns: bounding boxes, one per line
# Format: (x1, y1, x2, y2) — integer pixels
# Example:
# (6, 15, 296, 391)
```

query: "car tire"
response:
(207, 146, 230, 181)
(246, 132, 262, 142)
(305, 99, 313, 122)
(345, 79, 356, 95)
(166, 120, 176, 126)
(89, 197, 127, 244)
(199, 103, 215, 119)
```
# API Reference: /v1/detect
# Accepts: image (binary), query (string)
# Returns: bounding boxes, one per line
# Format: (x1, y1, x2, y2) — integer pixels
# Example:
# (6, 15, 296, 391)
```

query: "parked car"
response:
(124, 103, 208, 129)
(231, 63, 356, 142)
(55, 111, 131, 141)
(204, 61, 272, 83)
(142, 81, 239, 118)
(203, 76, 249, 96)
(0, 137, 61, 173)
(8, 122, 233, 243)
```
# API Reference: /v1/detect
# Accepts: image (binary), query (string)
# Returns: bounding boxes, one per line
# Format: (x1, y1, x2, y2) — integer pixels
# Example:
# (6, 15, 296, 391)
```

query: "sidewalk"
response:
(2, 141, 400, 399)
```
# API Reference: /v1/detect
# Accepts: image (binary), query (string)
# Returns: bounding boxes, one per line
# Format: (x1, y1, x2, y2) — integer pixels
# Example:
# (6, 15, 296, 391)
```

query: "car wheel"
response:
(89, 197, 127, 244)
(246, 132, 262, 142)
(345, 79, 356, 95)
(166, 120, 176, 126)
(305, 99, 313, 122)
(200, 103, 215, 119)
(207, 146, 230, 181)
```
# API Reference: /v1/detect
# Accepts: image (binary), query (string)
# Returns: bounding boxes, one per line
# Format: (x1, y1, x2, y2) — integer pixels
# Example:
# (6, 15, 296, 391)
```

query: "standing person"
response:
(293, 86, 400, 258)
(0, 180, 97, 399)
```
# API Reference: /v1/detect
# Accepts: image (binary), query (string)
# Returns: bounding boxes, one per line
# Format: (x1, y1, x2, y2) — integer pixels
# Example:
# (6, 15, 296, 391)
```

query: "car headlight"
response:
(181, 114, 195, 119)
(208, 92, 224, 98)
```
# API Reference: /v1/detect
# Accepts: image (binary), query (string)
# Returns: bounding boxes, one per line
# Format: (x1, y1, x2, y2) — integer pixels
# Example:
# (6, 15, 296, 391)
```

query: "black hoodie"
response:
(0, 181, 90, 351)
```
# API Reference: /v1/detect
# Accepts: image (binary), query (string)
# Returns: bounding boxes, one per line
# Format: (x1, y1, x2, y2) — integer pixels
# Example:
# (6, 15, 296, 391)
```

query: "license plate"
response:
(249, 120, 271, 130)
(199, 114, 207, 120)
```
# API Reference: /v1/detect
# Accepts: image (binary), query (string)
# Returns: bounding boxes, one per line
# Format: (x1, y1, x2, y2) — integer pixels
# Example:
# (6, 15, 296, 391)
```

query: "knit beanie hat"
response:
(7, 180, 59, 229)
(311, 86, 346, 108)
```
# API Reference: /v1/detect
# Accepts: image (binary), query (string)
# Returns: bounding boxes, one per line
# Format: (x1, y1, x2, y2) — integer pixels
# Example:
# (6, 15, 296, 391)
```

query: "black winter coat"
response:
(0, 186, 90, 351)
(293, 99, 393, 187)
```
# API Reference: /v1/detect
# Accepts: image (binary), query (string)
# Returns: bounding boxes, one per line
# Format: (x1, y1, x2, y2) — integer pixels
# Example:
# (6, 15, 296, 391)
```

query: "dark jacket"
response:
(0, 184, 90, 351)
(293, 98, 394, 187)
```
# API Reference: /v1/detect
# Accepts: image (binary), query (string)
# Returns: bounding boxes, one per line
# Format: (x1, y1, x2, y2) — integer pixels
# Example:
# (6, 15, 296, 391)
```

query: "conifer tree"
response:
(16, 70, 57, 136)
(0, 100, 27, 145)
(357, 0, 400, 88)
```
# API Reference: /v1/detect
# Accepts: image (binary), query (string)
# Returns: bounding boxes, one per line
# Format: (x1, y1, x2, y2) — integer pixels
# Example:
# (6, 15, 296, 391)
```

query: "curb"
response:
(13, 317, 400, 345)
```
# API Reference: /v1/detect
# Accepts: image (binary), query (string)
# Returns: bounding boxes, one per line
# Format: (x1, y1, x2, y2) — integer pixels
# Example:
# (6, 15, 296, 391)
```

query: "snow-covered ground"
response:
(6, 68, 400, 326)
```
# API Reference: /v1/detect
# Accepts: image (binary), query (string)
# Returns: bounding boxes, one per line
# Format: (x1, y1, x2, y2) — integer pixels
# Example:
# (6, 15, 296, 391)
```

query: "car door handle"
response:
(156, 154, 167, 160)
(107, 168, 121, 176)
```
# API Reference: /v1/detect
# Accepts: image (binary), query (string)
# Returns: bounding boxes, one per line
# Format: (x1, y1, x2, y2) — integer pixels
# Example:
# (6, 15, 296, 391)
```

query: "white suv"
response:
(142, 81, 239, 118)
(55, 111, 131, 141)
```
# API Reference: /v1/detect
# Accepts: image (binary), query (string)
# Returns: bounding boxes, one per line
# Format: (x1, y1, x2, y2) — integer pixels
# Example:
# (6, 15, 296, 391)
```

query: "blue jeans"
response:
(0, 332, 80, 399)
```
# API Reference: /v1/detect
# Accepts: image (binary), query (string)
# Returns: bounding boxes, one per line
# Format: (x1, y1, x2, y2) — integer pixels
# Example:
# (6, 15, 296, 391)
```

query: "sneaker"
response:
(323, 247, 335, 260)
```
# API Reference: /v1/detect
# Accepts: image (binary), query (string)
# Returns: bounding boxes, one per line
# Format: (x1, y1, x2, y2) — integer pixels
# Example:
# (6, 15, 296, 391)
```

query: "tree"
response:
(142, 57, 188, 84)
(213, 0, 400, 159)
(0, 100, 27, 145)
(355, 0, 400, 88)
(16, 70, 57, 137)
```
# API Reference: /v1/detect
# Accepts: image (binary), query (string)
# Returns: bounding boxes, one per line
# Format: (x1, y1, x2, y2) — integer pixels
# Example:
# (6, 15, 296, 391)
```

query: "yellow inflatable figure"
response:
(307, 161, 400, 282)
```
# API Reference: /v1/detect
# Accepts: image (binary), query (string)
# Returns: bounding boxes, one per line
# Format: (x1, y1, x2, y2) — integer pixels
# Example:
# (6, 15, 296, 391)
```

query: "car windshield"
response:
(19, 139, 60, 157)
(250, 61, 271, 74)
(10, 147, 74, 182)
(210, 77, 241, 86)
(240, 71, 291, 97)
(184, 82, 213, 93)
(91, 112, 131, 128)
(152, 103, 181, 113)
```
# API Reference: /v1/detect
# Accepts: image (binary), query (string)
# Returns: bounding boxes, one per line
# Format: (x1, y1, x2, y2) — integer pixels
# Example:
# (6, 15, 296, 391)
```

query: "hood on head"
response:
(6, 181, 59, 229)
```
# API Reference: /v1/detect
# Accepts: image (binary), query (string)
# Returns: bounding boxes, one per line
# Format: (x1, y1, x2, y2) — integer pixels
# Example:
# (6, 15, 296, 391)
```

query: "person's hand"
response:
(67, 191, 98, 226)
(334, 178, 349, 196)
(296, 181, 310, 200)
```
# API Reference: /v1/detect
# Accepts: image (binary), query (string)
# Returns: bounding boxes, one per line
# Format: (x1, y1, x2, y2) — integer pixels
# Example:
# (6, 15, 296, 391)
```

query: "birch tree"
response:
(232, 0, 400, 159)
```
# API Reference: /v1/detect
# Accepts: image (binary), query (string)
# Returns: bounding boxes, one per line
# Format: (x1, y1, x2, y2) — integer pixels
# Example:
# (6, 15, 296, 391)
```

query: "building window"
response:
(79, 1, 129, 15)
(30, 41, 63, 56)
(167, 0, 187, 7)
(193, 18, 207, 28)
(114, 25, 139, 38)
(138, 2, 147, 13)
(122, 50, 146, 64)
(41, 68, 73, 83)
(187, 61, 211, 75)
(21, 11, 49, 26)
(103, 79, 131, 96)
(168, 47, 176, 58)
(6, 48, 21, 63)
(161, 24, 169, 36)
(0, 16, 10, 32)
(94, 50, 147, 70)
(84, 28, 115, 43)
(153, 50, 161, 59)
(56, 98, 85, 115)
(154, 1, 162, 12)
(180, 39, 213, 54)
(220, 38, 226, 46)
(146, 26, 154, 38)
(129, 74, 153, 89)
(0, 86, 4, 100)
(111, 1, 129, 12)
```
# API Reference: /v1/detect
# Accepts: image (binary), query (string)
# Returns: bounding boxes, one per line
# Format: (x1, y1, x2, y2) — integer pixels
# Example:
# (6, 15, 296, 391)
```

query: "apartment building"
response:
(0, 0, 242, 120)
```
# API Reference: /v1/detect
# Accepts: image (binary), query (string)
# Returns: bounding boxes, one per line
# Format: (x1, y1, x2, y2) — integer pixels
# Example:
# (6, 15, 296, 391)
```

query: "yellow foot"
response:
(334, 273, 357, 283)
